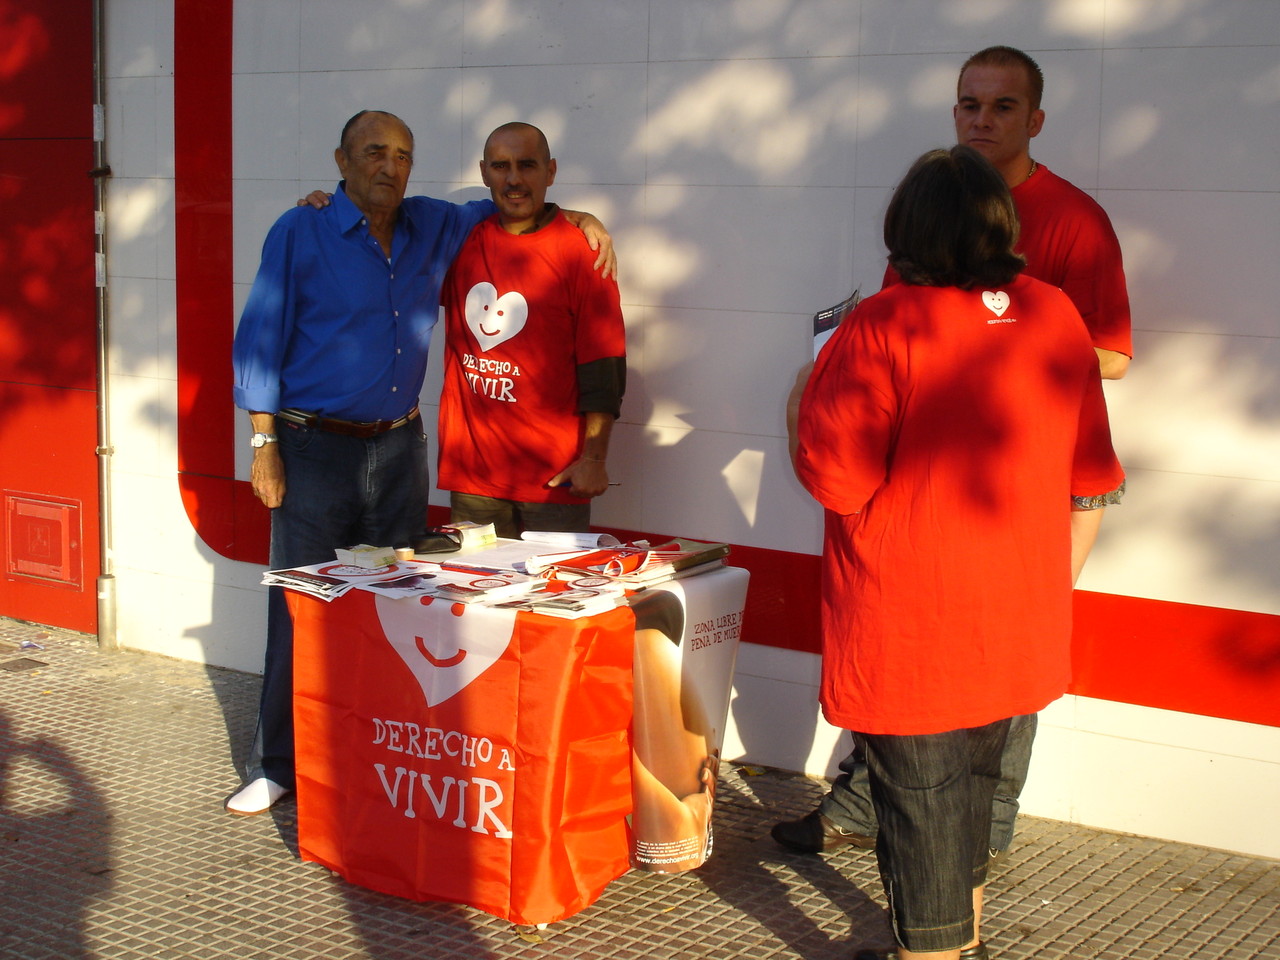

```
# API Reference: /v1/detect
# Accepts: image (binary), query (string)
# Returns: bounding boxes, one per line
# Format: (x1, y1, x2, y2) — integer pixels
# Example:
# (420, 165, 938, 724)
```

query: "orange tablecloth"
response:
(289, 589, 635, 925)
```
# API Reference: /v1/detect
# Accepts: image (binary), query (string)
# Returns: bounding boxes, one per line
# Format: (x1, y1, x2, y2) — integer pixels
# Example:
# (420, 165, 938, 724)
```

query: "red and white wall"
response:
(15, 0, 1279, 858)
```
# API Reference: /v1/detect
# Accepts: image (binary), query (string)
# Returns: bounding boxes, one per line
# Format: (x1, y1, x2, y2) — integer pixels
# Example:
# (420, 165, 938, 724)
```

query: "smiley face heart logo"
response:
(375, 594, 517, 707)
(465, 281, 528, 352)
(982, 290, 1010, 317)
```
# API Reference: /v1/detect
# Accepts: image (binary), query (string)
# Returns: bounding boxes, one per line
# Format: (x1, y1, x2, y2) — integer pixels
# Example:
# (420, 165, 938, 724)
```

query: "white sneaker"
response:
(225, 777, 290, 815)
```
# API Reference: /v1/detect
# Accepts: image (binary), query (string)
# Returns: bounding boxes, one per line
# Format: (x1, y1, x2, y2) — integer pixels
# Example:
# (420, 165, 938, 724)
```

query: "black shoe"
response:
(770, 810, 875, 854)
(853, 943, 987, 960)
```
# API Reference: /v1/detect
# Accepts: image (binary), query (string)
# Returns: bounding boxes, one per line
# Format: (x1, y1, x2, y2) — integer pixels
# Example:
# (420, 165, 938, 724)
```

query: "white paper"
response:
(519, 531, 622, 549)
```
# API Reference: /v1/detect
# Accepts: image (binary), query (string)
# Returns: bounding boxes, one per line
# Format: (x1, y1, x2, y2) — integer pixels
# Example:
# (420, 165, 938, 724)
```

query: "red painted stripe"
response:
(174, 0, 269, 562)
(174, 0, 234, 478)
(1072, 590, 1279, 728)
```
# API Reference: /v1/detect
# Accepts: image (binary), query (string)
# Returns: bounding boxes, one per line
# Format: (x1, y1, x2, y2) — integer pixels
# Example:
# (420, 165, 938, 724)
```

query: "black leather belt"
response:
(276, 406, 419, 439)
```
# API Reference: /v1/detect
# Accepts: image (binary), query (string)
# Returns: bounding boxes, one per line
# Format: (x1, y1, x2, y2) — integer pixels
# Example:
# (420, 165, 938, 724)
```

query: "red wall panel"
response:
(0, 0, 99, 631)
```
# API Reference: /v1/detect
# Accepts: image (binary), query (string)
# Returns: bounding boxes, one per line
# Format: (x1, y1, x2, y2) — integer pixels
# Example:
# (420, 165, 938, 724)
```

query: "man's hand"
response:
(297, 190, 332, 209)
(247, 411, 284, 506)
(547, 456, 611, 499)
(250, 444, 286, 508)
(549, 411, 615, 496)
(561, 209, 617, 280)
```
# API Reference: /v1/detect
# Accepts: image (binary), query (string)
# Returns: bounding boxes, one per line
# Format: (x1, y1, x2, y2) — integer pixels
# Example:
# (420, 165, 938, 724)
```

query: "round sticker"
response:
(316, 562, 406, 577)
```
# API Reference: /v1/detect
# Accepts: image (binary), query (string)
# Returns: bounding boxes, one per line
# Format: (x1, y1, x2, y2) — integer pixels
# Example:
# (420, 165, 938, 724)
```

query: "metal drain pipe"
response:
(91, 0, 118, 653)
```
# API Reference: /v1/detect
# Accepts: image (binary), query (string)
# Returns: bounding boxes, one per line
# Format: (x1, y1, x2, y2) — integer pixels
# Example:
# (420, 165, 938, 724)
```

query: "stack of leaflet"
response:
(442, 520, 498, 549)
(429, 565, 547, 603)
(495, 576, 628, 619)
(333, 544, 397, 568)
(261, 561, 416, 602)
(261, 567, 356, 601)
(355, 564, 548, 602)
(540, 538, 731, 587)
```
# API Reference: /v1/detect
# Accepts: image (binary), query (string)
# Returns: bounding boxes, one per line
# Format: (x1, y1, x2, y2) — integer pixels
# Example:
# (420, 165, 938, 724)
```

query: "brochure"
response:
(262, 560, 423, 601)
(496, 585, 626, 619)
(545, 538, 731, 587)
(812, 286, 860, 357)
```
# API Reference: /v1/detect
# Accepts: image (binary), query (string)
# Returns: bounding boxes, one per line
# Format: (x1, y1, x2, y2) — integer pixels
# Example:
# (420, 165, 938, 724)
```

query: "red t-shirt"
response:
(883, 164, 1132, 358)
(795, 276, 1124, 735)
(437, 214, 625, 504)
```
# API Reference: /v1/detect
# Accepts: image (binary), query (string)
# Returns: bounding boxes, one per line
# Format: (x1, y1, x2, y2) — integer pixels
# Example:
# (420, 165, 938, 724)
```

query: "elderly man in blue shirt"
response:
(228, 110, 613, 815)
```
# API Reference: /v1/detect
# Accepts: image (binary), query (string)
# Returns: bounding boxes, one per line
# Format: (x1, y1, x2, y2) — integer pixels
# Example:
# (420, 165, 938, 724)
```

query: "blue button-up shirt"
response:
(233, 184, 494, 422)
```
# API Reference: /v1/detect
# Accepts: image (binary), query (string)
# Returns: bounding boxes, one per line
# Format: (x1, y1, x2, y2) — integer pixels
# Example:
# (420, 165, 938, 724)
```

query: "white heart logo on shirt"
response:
(982, 291, 1010, 317)
(465, 281, 528, 352)
(375, 594, 517, 707)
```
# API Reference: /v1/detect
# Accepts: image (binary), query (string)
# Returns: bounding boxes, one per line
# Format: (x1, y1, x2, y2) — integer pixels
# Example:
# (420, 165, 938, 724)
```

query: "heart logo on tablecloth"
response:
(375, 595, 517, 707)
(465, 281, 528, 352)
(982, 290, 1010, 317)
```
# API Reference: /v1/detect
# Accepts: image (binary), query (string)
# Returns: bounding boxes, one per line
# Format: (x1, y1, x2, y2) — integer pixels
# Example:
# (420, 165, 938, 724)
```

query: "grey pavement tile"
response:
(1, 617, 1277, 960)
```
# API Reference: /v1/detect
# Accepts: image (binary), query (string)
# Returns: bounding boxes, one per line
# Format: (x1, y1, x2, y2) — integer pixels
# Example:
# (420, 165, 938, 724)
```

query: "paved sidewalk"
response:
(1, 618, 1277, 960)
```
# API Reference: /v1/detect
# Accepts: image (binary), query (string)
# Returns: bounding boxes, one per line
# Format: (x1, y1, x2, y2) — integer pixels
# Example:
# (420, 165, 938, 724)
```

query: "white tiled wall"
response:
(104, 0, 1280, 857)
(1028, 696, 1280, 861)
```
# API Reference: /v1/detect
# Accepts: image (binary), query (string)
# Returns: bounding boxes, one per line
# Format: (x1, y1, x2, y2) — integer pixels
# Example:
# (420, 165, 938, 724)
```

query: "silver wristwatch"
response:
(250, 432, 278, 448)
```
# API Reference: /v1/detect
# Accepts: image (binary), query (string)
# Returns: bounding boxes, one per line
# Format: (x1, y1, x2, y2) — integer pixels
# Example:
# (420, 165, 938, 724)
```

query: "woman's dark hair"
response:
(884, 145, 1025, 290)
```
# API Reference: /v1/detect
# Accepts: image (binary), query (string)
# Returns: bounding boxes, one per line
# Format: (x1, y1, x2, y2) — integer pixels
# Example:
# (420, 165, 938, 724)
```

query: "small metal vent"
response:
(4, 492, 83, 589)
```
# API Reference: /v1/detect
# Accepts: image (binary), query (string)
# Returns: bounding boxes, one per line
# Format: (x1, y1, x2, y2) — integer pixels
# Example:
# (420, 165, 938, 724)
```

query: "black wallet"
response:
(410, 527, 463, 554)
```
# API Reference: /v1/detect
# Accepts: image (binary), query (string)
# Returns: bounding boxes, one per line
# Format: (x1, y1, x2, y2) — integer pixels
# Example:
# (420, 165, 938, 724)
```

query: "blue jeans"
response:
(856, 719, 1009, 953)
(245, 417, 429, 788)
(449, 491, 590, 540)
(821, 712, 1037, 853)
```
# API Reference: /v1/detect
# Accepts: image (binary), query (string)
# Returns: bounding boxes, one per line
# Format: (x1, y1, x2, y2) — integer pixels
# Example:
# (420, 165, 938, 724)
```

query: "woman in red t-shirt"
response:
(789, 146, 1123, 960)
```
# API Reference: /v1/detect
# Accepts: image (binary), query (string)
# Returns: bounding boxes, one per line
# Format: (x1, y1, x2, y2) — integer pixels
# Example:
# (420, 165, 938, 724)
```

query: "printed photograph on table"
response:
(628, 569, 747, 873)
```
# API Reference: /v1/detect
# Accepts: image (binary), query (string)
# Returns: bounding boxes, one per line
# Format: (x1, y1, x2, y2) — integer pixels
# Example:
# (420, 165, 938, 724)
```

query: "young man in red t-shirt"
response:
(773, 45, 1133, 873)
(437, 123, 626, 538)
